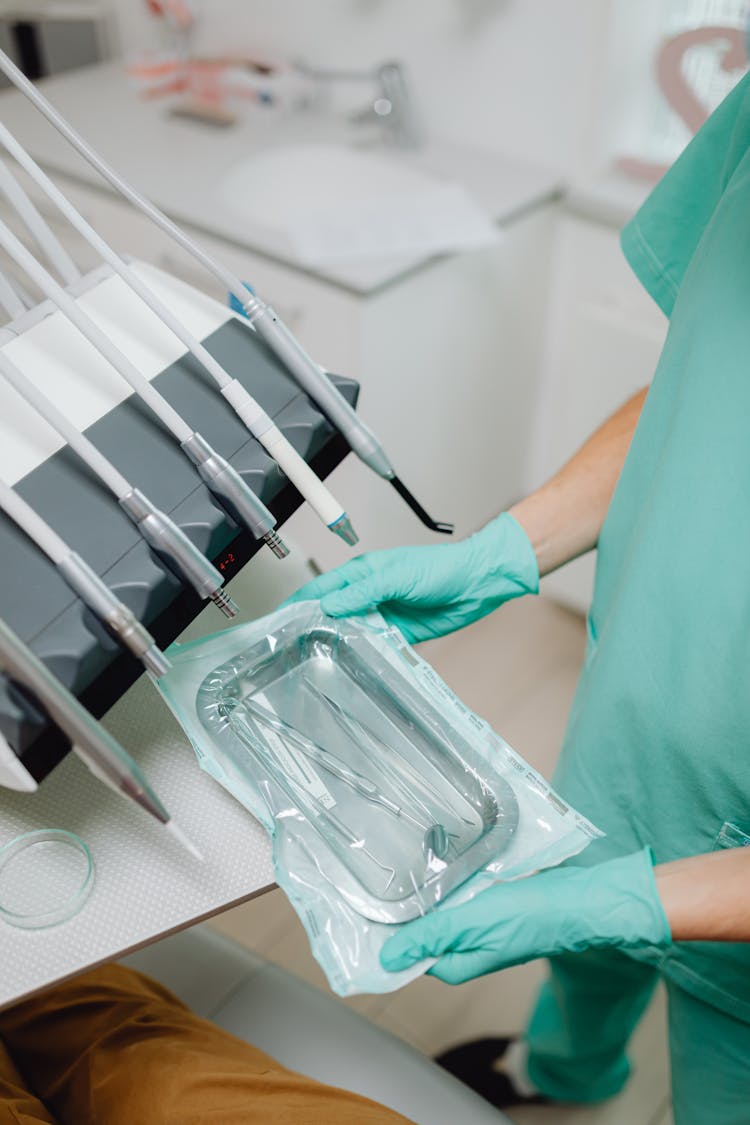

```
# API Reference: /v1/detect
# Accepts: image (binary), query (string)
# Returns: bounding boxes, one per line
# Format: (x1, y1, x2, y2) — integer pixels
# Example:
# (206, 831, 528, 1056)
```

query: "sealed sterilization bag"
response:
(156, 601, 601, 994)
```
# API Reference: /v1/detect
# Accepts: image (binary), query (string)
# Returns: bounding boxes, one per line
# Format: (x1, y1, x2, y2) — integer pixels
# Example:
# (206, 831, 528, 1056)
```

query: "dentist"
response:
(289, 71, 750, 1125)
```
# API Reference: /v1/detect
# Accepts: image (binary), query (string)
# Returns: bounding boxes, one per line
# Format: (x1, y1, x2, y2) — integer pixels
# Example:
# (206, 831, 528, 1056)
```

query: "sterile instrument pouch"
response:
(156, 601, 601, 994)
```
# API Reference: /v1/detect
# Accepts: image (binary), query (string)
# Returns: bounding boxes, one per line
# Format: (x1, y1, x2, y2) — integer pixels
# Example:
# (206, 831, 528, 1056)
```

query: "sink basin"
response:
(221, 142, 440, 224)
(219, 142, 498, 266)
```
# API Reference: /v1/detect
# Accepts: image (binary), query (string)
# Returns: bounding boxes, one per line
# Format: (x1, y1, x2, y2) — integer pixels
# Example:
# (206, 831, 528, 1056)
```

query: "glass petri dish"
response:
(0, 829, 94, 929)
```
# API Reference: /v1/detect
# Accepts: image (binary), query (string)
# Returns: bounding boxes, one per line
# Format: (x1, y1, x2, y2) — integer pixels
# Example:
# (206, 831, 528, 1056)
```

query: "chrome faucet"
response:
(295, 59, 422, 150)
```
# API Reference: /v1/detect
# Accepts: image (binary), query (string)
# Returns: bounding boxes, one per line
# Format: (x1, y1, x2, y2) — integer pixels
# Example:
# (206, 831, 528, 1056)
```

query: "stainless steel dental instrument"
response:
(229, 702, 397, 892)
(0, 217, 288, 559)
(0, 345, 238, 618)
(0, 47, 452, 536)
(0, 133, 357, 546)
(245, 692, 431, 832)
(0, 617, 200, 858)
(300, 678, 453, 856)
(0, 476, 169, 678)
(310, 683, 469, 829)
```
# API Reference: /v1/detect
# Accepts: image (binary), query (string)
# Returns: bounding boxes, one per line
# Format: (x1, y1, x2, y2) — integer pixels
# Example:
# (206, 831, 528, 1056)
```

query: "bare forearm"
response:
(509, 388, 648, 576)
(656, 849, 750, 942)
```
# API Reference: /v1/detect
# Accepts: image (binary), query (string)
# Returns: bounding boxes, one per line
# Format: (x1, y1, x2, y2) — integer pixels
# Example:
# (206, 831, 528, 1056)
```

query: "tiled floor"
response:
(208, 595, 672, 1123)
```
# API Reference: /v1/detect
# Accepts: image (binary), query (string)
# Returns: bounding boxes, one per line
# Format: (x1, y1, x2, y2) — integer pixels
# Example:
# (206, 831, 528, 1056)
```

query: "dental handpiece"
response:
(0, 618, 201, 858)
(0, 347, 237, 618)
(0, 217, 288, 559)
(0, 135, 357, 546)
(0, 47, 451, 536)
(0, 477, 169, 677)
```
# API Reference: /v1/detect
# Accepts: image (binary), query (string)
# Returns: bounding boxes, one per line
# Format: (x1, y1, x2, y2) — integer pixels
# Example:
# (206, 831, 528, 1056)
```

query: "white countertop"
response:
(0, 62, 563, 295)
(0, 666, 276, 1010)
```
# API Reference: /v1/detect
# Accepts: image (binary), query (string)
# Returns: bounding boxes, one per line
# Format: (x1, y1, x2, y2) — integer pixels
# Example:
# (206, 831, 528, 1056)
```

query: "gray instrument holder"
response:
(0, 316, 357, 781)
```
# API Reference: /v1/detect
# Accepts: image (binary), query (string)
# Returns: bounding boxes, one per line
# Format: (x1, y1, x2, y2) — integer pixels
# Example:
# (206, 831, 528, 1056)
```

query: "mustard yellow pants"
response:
(0, 965, 412, 1125)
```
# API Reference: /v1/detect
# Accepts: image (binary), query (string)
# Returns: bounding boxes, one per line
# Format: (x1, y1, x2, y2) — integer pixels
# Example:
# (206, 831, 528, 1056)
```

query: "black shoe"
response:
(435, 1036, 549, 1108)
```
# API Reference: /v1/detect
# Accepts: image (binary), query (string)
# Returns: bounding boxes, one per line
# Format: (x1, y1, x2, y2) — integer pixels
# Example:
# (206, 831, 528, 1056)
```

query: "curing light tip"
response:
(166, 819, 204, 861)
(211, 588, 239, 618)
(329, 514, 359, 546)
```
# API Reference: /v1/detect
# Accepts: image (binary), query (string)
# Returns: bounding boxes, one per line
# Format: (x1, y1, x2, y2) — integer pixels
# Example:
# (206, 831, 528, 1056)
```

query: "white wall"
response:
(105, 0, 615, 177)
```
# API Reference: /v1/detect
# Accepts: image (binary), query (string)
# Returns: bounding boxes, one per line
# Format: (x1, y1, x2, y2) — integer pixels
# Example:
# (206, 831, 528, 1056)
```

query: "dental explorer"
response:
(0, 345, 238, 618)
(0, 476, 169, 678)
(0, 617, 201, 859)
(0, 136, 357, 546)
(0, 217, 289, 559)
(0, 47, 453, 536)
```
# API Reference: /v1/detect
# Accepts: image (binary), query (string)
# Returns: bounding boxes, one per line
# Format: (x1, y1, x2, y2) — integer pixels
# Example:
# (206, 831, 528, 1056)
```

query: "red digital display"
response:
(218, 552, 236, 572)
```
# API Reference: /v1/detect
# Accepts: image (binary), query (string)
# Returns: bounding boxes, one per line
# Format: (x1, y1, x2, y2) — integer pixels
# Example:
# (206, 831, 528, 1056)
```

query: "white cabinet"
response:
(528, 212, 668, 613)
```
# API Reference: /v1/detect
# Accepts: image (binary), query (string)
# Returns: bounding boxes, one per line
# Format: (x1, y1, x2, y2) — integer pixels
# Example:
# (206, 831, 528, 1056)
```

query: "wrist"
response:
(588, 849, 672, 950)
(508, 490, 569, 578)
(473, 511, 539, 596)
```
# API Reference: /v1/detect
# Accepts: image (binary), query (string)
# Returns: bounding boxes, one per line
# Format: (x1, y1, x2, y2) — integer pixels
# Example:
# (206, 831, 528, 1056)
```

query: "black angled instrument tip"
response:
(390, 476, 454, 535)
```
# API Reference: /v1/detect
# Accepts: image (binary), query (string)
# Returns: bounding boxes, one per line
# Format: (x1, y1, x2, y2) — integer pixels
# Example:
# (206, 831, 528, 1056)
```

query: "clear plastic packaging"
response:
(157, 602, 601, 994)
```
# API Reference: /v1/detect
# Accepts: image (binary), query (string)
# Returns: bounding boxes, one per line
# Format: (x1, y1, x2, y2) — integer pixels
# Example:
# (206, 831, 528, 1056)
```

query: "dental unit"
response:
(0, 617, 199, 857)
(0, 345, 238, 619)
(0, 217, 290, 560)
(0, 475, 169, 678)
(0, 47, 453, 537)
(0, 134, 357, 547)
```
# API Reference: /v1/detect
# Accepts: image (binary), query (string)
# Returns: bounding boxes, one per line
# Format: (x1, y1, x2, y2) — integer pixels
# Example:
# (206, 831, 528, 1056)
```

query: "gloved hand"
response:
(284, 512, 539, 643)
(380, 849, 672, 984)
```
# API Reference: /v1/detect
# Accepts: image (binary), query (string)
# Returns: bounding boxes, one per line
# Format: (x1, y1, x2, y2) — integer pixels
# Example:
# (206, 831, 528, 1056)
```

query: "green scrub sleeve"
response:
(621, 70, 750, 318)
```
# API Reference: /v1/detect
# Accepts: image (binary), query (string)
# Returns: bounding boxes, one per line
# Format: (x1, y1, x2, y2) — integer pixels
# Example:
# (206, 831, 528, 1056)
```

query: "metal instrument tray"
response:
(198, 623, 519, 923)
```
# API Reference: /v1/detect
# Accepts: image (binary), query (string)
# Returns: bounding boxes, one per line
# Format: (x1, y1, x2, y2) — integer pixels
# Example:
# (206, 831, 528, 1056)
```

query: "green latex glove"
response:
(380, 849, 672, 984)
(284, 512, 539, 643)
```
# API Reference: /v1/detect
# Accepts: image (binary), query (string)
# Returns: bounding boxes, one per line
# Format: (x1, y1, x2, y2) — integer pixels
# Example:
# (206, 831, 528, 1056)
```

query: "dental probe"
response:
(0, 218, 289, 559)
(0, 476, 169, 678)
(0, 48, 452, 536)
(0, 618, 201, 859)
(0, 137, 357, 546)
(0, 346, 238, 618)
(0, 156, 79, 284)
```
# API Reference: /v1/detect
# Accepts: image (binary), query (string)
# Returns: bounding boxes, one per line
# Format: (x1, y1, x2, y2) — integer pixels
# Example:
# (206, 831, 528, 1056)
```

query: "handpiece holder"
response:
(0, 271, 359, 784)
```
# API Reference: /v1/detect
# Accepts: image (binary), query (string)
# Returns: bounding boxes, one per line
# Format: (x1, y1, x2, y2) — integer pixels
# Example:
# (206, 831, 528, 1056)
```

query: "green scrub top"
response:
(554, 72, 750, 1024)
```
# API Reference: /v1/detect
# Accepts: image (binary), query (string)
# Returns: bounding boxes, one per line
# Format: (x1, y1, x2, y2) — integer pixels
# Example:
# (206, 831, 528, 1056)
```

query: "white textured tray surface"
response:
(0, 668, 275, 1010)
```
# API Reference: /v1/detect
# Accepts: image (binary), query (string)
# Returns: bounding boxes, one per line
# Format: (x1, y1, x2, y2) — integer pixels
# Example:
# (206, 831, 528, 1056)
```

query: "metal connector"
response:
(57, 552, 170, 676)
(181, 433, 286, 556)
(210, 586, 240, 618)
(119, 488, 236, 613)
(263, 529, 290, 559)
